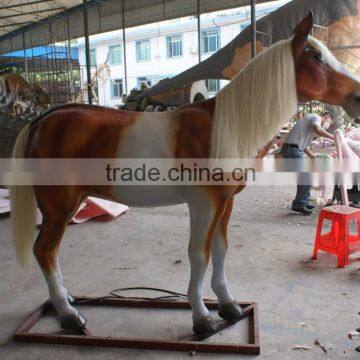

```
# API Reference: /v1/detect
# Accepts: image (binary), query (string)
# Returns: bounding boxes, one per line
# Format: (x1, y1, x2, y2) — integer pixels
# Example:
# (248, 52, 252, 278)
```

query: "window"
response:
(206, 79, 220, 93)
(136, 40, 151, 62)
(202, 29, 220, 54)
(109, 45, 122, 65)
(167, 35, 182, 58)
(137, 77, 152, 89)
(111, 79, 123, 99)
(89, 48, 96, 66)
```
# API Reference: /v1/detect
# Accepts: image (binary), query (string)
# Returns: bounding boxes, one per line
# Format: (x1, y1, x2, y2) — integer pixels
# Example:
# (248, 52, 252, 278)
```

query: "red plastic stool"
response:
(312, 205, 360, 267)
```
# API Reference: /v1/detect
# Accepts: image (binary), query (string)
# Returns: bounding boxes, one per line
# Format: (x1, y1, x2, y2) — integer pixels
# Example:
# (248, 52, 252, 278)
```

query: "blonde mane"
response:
(211, 38, 297, 158)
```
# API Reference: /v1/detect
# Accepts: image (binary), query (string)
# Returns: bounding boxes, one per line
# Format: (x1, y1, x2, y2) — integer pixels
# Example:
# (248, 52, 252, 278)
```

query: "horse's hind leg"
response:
(33, 187, 86, 330)
(211, 197, 243, 320)
(187, 194, 227, 334)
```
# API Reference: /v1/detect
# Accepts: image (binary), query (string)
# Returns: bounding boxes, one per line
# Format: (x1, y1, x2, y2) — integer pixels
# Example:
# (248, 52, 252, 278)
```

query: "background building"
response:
(77, 1, 288, 107)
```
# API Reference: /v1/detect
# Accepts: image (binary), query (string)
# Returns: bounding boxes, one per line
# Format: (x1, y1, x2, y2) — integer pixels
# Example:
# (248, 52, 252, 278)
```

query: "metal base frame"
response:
(13, 296, 260, 355)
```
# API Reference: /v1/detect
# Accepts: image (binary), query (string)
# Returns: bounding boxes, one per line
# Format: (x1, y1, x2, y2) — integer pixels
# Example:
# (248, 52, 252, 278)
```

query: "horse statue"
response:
(10, 13, 360, 335)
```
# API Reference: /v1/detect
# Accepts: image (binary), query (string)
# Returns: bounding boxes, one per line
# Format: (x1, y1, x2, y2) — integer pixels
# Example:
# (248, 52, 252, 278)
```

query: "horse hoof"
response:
(60, 313, 87, 331)
(193, 315, 215, 334)
(218, 300, 243, 320)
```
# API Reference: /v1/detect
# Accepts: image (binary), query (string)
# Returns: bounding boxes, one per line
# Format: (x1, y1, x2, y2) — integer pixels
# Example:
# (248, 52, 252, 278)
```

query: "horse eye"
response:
(313, 53, 323, 63)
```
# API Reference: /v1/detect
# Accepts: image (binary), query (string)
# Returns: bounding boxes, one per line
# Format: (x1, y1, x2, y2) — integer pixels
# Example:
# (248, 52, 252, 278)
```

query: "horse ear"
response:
(293, 11, 313, 41)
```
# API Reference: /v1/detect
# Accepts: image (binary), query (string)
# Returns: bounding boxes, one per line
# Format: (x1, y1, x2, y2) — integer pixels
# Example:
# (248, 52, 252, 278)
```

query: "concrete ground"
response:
(1, 186, 360, 360)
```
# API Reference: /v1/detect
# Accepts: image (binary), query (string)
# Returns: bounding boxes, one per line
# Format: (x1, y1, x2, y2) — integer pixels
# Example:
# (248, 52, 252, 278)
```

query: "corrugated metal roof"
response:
(0, 0, 80, 37)
(0, 0, 276, 55)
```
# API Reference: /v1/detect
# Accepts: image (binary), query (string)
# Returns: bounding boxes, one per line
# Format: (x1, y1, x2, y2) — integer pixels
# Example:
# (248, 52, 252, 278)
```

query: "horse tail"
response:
(10, 124, 37, 267)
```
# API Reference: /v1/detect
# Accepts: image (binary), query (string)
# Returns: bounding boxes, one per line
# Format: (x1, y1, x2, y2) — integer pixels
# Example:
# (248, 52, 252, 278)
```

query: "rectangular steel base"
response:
(13, 296, 260, 355)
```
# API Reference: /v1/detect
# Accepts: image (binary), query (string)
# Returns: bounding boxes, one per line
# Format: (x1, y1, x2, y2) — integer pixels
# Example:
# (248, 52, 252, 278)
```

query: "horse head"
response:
(292, 11, 360, 118)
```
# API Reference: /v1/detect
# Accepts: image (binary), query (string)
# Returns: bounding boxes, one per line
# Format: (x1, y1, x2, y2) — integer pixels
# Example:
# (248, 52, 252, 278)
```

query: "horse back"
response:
(26, 100, 215, 159)
(26, 104, 139, 158)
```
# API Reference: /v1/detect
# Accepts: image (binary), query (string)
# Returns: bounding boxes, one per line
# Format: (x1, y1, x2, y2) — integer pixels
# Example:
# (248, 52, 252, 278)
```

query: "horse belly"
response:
(112, 185, 184, 207)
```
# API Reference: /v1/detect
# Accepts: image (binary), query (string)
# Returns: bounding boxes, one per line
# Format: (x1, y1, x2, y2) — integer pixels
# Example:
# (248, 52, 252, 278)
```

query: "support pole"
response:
(251, 0, 256, 58)
(121, 0, 128, 95)
(335, 133, 349, 206)
(83, 0, 92, 104)
(22, 32, 29, 81)
(196, 0, 201, 63)
(66, 16, 75, 102)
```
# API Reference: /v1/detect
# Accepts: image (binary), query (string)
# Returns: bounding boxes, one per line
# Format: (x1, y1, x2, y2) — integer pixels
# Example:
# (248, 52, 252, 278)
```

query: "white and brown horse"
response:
(10, 13, 360, 334)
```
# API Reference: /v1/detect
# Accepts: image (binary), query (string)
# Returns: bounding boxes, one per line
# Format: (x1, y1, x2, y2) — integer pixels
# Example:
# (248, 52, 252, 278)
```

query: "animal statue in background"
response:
(0, 73, 50, 116)
(10, 13, 360, 335)
(74, 53, 110, 104)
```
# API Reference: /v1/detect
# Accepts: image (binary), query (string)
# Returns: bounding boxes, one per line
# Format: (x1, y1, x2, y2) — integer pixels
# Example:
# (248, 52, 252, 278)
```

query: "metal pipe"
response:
(162, 0, 166, 19)
(49, 22, 56, 104)
(251, 0, 256, 58)
(13, 296, 260, 355)
(29, 24, 34, 83)
(0, 8, 65, 19)
(121, 0, 128, 95)
(66, 16, 74, 101)
(82, 0, 92, 105)
(10, 35, 13, 69)
(0, 21, 36, 28)
(196, 0, 201, 63)
(22, 32, 29, 81)
(335, 134, 349, 206)
(0, 0, 55, 10)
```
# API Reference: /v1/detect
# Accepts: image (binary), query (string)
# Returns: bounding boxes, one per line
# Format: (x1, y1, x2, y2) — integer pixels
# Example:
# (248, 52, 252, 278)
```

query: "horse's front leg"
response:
(211, 197, 243, 320)
(187, 195, 227, 334)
